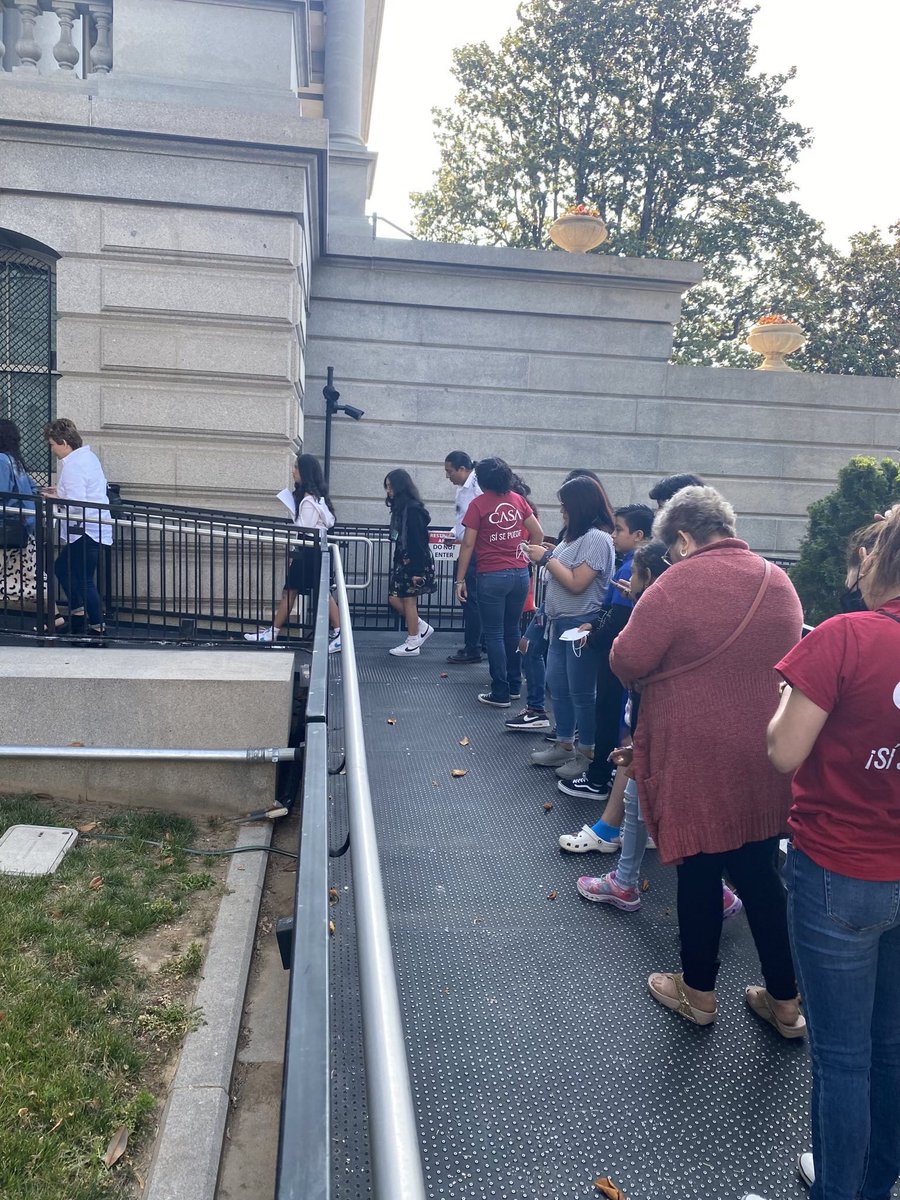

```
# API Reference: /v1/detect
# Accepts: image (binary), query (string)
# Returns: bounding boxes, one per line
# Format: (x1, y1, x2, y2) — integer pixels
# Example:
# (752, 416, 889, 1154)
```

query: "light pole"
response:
(322, 366, 364, 486)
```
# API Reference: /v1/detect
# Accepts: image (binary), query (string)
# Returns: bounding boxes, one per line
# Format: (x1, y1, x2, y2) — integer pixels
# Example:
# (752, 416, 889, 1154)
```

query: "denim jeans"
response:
(521, 612, 548, 711)
(461, 554, 483, 656)
(610, 777, 647, 891)
(55, 535, 102, 626)
(476, 568, 529, 702)
(544, 613, 603, 745)
(786, 846, 900, 1200)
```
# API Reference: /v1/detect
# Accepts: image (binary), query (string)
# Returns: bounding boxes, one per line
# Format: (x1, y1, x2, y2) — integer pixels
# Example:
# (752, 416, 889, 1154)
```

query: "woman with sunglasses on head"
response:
(768, 509, 900, 1200)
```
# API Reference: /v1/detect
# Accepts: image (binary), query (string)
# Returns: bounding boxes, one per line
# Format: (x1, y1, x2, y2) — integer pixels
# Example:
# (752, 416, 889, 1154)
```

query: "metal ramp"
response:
(326, 631, 866, 1200)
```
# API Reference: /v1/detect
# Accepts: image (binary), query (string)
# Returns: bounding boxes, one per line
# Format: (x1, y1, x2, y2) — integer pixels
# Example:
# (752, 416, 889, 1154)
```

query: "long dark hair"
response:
(474, 457, 514, 495)
(0, 419, 25, 472)
(384, 468, 422, 511)
(558, 476, 615, 539)
(292, 453, 335, 520)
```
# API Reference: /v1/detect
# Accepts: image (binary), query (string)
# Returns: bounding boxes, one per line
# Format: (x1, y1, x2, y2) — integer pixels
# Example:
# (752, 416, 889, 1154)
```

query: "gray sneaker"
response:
(530, 743, 574, 767)
(555, 754, 591, 781)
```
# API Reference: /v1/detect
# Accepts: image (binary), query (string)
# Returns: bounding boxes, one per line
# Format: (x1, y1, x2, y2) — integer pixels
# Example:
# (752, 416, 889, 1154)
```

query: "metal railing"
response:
(275, 540, 426, 1200)
(0, 491, 375, 645)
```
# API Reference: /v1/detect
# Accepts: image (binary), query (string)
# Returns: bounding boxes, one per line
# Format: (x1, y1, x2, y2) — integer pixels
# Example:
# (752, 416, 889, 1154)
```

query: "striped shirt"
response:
(543, 528, 615, 618)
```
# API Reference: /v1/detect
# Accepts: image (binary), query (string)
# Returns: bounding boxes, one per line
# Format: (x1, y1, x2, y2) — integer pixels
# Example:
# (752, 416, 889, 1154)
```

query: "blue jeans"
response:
(786, 846, 900, 1200)
(610, 777, 647, 891)
(476, 568, 529, 703)
(461, 554, 483, 656)
(55, 536, 102, 626)
(521, 612, 547, 711)
(545, 613, 603, 745)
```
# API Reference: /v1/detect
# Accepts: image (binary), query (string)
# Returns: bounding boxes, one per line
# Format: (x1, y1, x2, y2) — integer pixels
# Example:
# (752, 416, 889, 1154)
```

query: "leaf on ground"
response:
(88, 876, 103, 890)
(543, 802, 554, 812)
(48, 1116, 63, 1134)
(17, 1107, 28, 1119)
(328, 920, 336, 936)
(103, 1125, 129, 1167)
(594, 1179, 628, 1199)
(547, 890, 557, 901)
(77, 821, 98, 833)
(641, 879, 650, 893)
(440, 672, 449, 678)
(450, 768, 467, 778)
(458, 736, 470, 746)
(386, 717, 397, 725)
(328, 887, 339, 905)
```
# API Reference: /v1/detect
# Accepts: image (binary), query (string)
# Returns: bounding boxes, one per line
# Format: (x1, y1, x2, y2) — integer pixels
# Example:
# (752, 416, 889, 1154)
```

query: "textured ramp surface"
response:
(333, 632, 891, 1200)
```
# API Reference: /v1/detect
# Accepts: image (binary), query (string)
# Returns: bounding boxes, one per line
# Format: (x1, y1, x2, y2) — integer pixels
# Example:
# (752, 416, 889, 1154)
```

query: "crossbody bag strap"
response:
(878, 609, 900, 625)
(639, 559, 773, 688)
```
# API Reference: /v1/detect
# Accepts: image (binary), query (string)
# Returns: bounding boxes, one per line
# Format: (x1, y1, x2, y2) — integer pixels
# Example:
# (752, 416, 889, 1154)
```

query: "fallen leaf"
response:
(77, 822, 98, 834)
(328, 887, 339, 905)
(88, 876, 103, 890)
(328, 920, 336, 936)
(450, 768, 467, 778)
(458, 736, 470, 746)
(386, 717, 397, 725)
(594, 1178, 628, 1200)
(103, 1125, 129, 1167)
(547, 890, 557, 901)
(640, 879, 650, 893)
(17, 1107, 28, 1119)
(441, 986, 450, 995)
(48, 1116, 63, 1134)
(439, 672, 449, 678)
(0, 1012, 5, 1021)
(543, 802, 554, 812)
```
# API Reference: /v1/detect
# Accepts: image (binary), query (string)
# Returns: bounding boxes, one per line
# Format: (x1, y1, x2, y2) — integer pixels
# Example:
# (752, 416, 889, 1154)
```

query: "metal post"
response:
(323, 366, 338, 486)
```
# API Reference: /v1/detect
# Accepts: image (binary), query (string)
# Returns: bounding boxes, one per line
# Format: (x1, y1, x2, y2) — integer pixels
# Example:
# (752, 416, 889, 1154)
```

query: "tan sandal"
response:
(648, 972, 717, 1026)
(745, 985, 807, 1039)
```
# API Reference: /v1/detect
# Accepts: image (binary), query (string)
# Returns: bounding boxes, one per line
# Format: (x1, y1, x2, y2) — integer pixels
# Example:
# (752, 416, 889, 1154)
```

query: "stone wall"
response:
(306, 236, 900, 555)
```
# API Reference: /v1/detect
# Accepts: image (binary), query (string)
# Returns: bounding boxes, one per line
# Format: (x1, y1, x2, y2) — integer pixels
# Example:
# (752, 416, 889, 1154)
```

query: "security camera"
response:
(341, 404, 365, 421)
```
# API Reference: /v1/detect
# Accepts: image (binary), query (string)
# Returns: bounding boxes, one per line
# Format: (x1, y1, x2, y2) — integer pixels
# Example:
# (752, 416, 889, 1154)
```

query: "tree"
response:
(411, 0, 899, 375)
(790, 457, 900, 625)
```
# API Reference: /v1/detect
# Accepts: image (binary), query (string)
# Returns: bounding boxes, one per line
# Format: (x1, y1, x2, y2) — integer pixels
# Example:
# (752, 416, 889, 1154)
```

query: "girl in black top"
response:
(384, 469, 437, 658)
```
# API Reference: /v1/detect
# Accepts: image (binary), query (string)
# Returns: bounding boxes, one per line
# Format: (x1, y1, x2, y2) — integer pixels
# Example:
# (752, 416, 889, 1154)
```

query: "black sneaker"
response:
(509, 691, 521, 700)
(446, 649, 483, 664)
(556, 775, 610, 800)
(504, 707, 552, 731)
(477, 692, 510, 708)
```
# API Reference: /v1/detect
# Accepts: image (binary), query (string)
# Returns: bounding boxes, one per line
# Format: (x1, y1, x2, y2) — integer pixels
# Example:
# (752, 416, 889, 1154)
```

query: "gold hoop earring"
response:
(679, 547, 688, 558)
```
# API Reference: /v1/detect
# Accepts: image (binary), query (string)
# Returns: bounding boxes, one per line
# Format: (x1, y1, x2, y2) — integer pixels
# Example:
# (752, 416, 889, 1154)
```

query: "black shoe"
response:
(505, 707, 552, 731)
(557, 775, 610, 800)
(446, 649, 483, 664)
(509, 690, 521, 700)
(477, 692, 510, 708)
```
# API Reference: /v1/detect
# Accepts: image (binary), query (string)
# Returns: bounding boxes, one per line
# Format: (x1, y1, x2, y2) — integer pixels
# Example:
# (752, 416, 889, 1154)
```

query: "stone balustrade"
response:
(0, 0, 112, 76)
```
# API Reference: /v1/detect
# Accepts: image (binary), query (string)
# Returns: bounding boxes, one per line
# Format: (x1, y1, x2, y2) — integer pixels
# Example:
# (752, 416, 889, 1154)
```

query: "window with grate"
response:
(0, 236, 56, 486)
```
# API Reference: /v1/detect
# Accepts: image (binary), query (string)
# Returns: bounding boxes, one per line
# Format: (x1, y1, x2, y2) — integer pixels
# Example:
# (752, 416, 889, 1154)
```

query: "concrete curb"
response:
(144, 820, 274, 1200)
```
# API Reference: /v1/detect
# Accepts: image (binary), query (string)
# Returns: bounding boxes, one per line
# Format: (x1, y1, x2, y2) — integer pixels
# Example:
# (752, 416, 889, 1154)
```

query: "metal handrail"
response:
(275, 533, 332, 1199)
(331, 546, 427, 1198)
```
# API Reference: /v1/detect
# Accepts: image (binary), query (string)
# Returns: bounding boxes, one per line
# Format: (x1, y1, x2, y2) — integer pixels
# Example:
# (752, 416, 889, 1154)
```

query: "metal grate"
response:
(0, 242, 54, 486)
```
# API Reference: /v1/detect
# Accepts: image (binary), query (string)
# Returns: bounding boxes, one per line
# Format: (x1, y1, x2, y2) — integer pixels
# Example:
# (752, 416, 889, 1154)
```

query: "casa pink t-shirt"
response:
(775, 599, 900, 881)
(462, 491, 535, 573)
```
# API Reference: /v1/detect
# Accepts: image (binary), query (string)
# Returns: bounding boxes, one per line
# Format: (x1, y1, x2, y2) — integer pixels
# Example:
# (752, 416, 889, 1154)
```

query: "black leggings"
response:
(676, 836, 797, 998)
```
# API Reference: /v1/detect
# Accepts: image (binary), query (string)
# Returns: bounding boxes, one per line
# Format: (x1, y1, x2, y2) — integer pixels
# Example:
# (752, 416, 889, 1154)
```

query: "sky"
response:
(367, 0, 899, 251)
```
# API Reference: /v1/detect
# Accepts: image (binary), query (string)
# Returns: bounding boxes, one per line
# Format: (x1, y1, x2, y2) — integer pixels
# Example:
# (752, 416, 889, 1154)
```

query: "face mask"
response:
(839, 581, 867, 613)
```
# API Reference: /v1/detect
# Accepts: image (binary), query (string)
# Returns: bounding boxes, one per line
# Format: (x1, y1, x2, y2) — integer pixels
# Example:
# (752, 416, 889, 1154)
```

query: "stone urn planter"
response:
(548, 212, 608, 254)
(746, 320, 807, 371)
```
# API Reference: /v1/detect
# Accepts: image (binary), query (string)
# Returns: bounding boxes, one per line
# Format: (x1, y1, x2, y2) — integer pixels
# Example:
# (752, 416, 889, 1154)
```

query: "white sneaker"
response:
(798, 1153, 814, 1189)
(390, 636, 421, 657)
(245, 626, 278, 642)
(328, 633, 342, 655)
(418, 620, 434, 644)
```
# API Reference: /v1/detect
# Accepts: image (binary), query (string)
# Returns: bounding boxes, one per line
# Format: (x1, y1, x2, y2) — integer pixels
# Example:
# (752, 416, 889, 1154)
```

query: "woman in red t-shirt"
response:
(768, 510, 900, 1200)
(456, 457, 543, 707)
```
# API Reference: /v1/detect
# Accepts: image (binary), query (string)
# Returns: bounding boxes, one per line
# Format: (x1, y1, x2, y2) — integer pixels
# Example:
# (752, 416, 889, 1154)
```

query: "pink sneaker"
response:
(723, 884, 743, 919)
(577, 871, 641, 911)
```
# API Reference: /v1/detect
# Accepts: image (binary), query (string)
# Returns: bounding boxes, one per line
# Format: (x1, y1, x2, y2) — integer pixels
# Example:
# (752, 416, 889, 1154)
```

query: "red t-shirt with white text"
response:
(775, 598, 900, 881)
(463, 491, 535, 574)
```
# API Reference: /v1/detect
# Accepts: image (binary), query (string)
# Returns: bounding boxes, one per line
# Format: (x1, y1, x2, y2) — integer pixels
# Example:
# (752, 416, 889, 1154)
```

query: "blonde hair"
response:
(653, 485, 737, 547)
(866, 510, 900, 599)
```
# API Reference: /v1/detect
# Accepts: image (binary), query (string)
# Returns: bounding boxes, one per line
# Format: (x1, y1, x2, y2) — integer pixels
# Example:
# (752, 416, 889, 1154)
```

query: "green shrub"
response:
(791, 456, 900, 625)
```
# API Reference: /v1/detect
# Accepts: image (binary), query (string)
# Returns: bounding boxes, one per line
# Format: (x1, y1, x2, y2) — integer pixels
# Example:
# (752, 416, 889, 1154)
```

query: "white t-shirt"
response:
(56, 445, 112, 546)
(296, 495, 335, 531)
(452, 470, 482, 541)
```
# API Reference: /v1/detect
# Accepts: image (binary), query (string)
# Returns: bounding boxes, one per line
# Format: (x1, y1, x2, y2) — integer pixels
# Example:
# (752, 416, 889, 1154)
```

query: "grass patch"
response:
(0, 795, 225, 1199)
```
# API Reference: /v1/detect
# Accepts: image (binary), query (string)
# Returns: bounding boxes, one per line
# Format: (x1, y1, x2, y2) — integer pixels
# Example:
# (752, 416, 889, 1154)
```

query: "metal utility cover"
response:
(0, 825, 78, 876)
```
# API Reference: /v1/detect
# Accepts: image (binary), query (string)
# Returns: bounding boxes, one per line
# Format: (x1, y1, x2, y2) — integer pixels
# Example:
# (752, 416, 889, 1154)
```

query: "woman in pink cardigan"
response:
(610, 486, 805, 1031)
